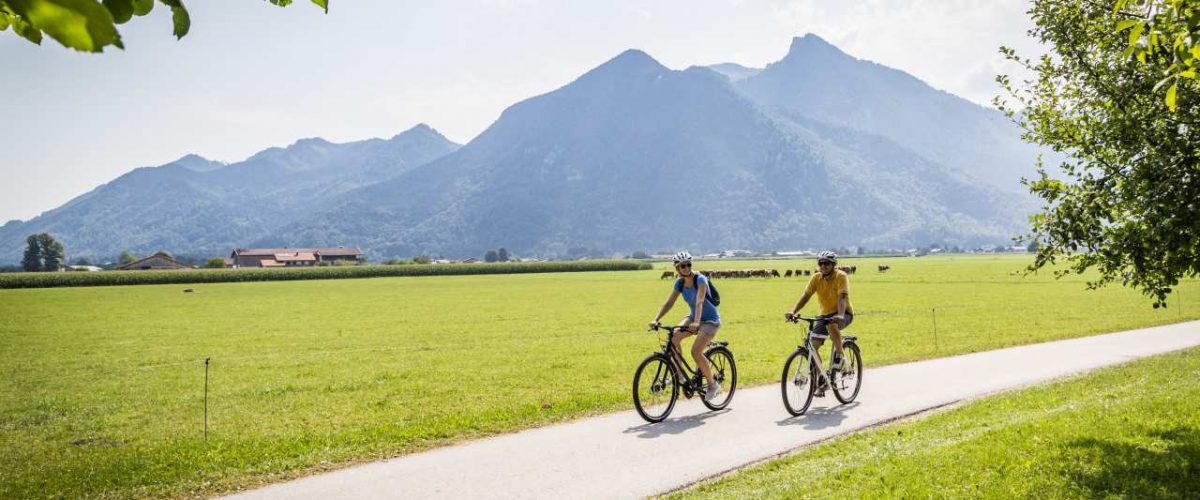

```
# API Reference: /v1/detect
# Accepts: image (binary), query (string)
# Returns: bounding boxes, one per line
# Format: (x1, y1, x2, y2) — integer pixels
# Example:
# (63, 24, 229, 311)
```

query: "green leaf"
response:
(1129, 22, 1145, 48)
(1166, 82, 1178, 111)
(1154, 75, 1175, 91)
(102, 0, 132, 23)
(7, 13, 44, 44)
(9, 0, 122, 52)
(0, 10, 11, 29)
(1116, 19, 1140, 32)
(131, 0, 151, 15)
(310, 0, 326, 12)
(155, 0, 186, 38)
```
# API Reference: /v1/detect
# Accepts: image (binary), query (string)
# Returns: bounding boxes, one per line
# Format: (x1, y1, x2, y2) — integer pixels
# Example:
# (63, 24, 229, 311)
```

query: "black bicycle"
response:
(780, 316, 863, 416)
(632, 324, 737, 423)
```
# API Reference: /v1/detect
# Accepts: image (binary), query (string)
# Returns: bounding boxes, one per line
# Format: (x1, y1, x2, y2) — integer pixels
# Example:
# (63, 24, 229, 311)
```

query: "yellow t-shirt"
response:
(805, 270, 854, 315)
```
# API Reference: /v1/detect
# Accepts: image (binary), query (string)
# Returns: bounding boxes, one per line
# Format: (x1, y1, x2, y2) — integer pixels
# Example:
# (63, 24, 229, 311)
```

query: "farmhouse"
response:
(64, 265, 103, 272)
(117, 251, 190, 270)
(229, 247, 363, 268)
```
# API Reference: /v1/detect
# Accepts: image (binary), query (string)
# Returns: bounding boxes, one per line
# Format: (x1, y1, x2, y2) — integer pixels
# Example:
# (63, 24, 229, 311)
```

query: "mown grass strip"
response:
(0, 260, 651, 289)
(667, 346, 1200, 499)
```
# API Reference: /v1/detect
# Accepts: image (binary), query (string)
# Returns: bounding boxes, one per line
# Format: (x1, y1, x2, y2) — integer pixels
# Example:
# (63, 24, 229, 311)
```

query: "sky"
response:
(0, 0, 1045, 223)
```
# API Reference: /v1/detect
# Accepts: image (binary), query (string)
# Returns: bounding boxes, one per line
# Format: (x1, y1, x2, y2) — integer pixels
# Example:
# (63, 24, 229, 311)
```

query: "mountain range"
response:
(0, 35, 1040, 263)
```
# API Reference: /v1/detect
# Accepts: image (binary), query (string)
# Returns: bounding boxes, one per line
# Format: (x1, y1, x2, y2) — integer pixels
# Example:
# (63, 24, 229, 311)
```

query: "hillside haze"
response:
(736, 34, 1041, 193)
(0, 125, 460, 262)
(270, 46, 1022, 258)
(1, 37, 1038, 263)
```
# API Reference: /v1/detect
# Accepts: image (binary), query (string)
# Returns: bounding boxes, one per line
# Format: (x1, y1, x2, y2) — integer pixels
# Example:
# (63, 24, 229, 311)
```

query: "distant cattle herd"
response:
(659, 265, 871, 280)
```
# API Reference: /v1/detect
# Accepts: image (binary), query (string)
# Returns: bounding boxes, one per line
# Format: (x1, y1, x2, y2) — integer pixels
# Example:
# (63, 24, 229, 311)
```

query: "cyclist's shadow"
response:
(623, 409, 731, 439)
(776, 401, 860, 431)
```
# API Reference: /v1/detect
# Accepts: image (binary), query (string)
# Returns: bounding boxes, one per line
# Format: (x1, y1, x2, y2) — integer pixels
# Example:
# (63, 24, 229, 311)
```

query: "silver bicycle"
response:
(780, 316, 863, 416)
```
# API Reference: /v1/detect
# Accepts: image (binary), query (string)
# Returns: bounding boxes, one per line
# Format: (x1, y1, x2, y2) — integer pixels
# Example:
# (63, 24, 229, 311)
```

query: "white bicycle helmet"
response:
(672, 251, 693, 265)
(816, 250, 838, 264)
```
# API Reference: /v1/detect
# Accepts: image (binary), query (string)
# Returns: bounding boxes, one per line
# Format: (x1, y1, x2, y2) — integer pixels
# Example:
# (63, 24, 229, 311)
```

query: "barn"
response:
(229, 247, 363, 268)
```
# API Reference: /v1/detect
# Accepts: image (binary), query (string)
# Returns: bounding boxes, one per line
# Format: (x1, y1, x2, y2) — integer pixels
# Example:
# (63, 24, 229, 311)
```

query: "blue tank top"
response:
(674, 274, 721, 323)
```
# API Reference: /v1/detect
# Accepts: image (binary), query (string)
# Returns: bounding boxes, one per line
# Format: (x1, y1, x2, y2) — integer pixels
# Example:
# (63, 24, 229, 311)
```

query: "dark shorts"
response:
(812, 312, 853, 339)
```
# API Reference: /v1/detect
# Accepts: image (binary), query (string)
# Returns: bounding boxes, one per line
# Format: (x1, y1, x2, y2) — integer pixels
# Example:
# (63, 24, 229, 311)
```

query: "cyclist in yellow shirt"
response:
(784, 251, 854, 372)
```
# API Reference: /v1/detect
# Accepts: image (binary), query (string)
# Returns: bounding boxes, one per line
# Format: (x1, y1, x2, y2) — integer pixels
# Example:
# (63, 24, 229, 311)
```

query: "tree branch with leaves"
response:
(0, 0, 327, 53)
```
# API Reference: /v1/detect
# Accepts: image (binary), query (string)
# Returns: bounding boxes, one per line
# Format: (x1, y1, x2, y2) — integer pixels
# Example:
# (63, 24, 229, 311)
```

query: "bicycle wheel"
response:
(781, 347, 816, 416)
(831, 341, 863, 404)
(633, 353, 679, 423)
(701, 346, 737, 410)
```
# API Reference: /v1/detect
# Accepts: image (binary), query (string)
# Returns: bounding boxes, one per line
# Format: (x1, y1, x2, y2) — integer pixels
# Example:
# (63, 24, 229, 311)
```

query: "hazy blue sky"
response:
(0, 0, 1043, 223)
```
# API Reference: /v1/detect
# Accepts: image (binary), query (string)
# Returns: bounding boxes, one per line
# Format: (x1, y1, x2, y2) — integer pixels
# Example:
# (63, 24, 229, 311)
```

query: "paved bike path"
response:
(228, 320, 1200, 500)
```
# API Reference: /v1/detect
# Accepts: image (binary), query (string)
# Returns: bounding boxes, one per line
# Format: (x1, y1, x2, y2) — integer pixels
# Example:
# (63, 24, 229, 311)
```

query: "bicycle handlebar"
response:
(786, 315, 831, 325)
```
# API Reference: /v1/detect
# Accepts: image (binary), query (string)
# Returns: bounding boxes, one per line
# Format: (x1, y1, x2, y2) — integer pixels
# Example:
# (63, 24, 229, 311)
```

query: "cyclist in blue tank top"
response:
(649, 251, 723, 402)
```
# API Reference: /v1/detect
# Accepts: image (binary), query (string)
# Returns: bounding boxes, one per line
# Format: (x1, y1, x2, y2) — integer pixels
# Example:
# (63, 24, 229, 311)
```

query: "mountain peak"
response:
(394, 123, 440, 139)
(586, 49, 668, 78)
(175, 153, 209, 163)
(168, 153, 225, 173)
(783, 33, 847, 62)
(293, 137, 332, 147)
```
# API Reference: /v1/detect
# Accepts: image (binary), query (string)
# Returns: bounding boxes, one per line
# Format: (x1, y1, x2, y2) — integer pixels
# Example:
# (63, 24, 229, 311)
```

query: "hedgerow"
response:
(0, 260, 651, 289)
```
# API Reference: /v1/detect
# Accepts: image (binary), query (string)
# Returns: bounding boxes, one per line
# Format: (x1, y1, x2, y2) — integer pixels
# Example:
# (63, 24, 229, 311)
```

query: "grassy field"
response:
(668, 345, 1200, 499)
(2, 254, 1198, 498)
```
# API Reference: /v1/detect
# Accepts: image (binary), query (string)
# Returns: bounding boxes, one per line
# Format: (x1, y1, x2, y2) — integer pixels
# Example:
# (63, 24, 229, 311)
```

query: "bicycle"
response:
(632, 323, 737, 423)
(780, 315, 863, 416)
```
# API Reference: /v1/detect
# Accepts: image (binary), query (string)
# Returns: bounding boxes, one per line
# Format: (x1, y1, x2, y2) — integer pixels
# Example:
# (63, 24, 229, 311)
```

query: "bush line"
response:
(0, 260, 652, 289)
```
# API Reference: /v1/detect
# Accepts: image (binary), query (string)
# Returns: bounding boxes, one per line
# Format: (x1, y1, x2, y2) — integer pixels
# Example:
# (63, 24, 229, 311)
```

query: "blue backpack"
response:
(676, 273, 721, 307)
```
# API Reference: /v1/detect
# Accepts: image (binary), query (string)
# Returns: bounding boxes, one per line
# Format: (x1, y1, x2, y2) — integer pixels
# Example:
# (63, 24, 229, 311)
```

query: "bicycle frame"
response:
(653, 325, 707, 392)
(791, 317, 836, 383)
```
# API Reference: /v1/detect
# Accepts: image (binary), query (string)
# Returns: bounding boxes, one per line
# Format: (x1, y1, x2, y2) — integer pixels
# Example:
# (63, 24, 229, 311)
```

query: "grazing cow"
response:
(784, 270, 793, 277)
(878, 264, 890, 272)
(770, 269, 781, 277)
(804, 270, 812, 276)
(660, 271, 675, 279)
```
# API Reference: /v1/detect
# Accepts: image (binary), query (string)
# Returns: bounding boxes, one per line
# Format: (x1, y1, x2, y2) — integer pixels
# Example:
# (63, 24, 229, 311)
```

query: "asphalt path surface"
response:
(227, 320, 1200, 499)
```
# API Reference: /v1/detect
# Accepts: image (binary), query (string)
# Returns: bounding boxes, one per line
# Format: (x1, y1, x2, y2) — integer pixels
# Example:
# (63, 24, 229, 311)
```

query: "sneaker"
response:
(705, 382, 722, 402)
(831, 354, 845, 372)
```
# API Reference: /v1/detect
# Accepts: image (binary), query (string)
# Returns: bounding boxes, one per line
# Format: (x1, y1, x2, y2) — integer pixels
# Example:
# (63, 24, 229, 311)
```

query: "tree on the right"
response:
(998, 0, 1200, 307)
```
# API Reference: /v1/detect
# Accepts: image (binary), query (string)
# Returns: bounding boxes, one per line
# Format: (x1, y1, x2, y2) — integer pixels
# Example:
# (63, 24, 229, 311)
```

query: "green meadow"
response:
(2, 255, 1198, 498)
(669, 345, 1200, 499)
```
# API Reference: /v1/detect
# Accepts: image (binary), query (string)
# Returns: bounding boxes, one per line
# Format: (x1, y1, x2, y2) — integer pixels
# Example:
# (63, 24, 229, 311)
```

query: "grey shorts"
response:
(678, 319, 721, 337)
(811, 312, 853, 339)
